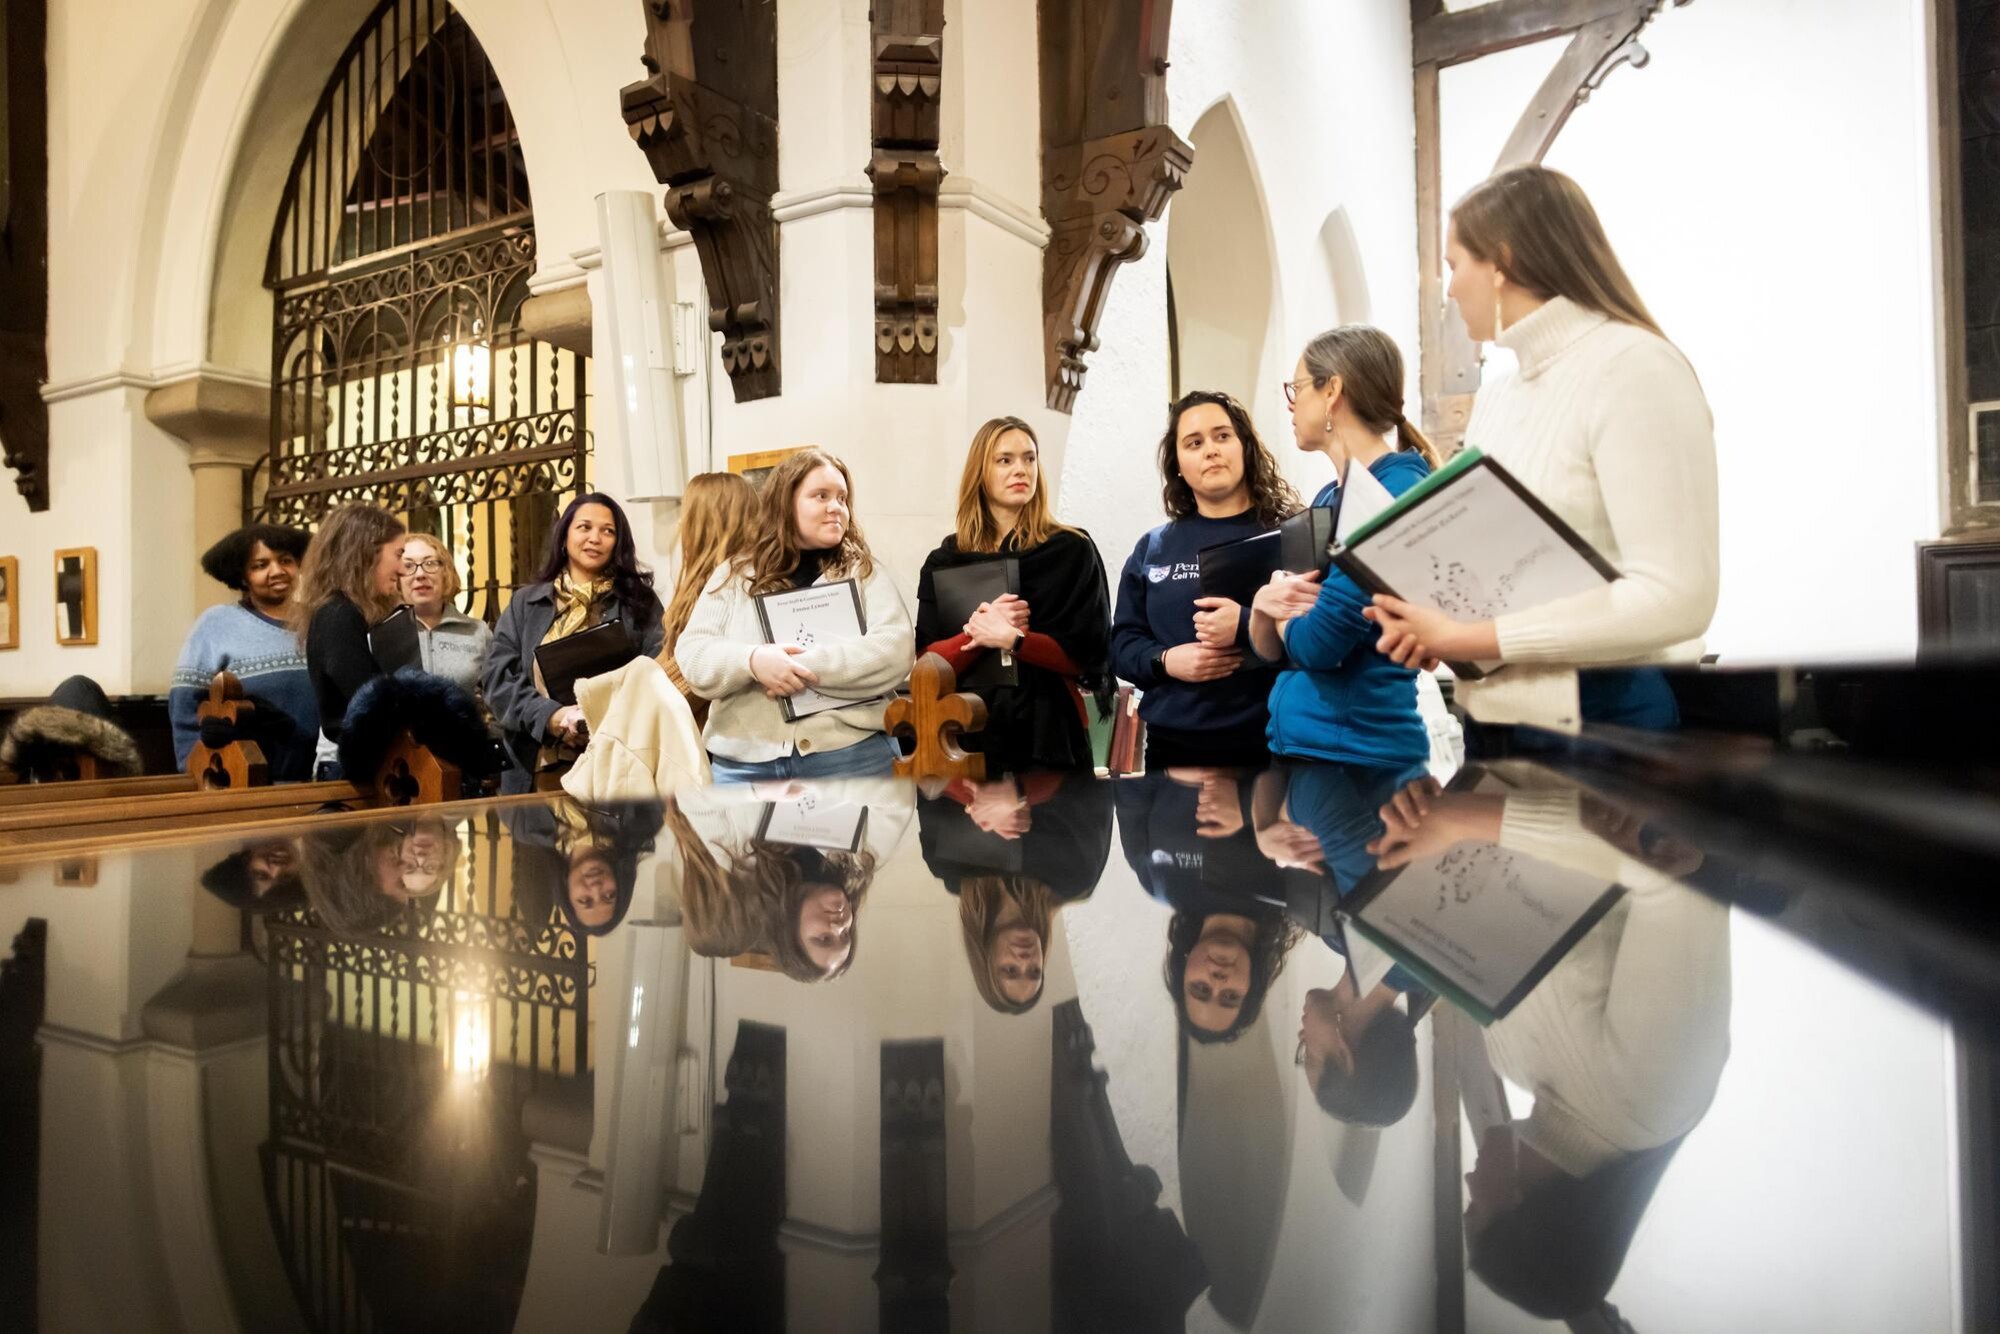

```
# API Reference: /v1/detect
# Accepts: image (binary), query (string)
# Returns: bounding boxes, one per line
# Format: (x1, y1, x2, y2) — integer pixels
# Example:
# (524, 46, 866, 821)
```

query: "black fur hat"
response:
(337, 669, 501, 788)
(1, 676, 142, 779)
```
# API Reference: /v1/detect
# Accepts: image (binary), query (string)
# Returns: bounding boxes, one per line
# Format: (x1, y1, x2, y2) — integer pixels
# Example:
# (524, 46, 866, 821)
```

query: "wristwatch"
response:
(1149, 647, 1168, 682)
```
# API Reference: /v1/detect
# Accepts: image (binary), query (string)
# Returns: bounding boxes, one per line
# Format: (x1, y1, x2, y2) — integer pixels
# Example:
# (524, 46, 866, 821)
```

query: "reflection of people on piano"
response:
(1256, 763, 1437, 1128)
(1371, 768, 1734, 1320)
(199, 836, 306, 914)
(505, 798, 663, 937)
(298, 816, 462, 937)
(664, 778, 913, 981)
(917, 771, 1113, 1012)
(1116, 768, 1305, 1041)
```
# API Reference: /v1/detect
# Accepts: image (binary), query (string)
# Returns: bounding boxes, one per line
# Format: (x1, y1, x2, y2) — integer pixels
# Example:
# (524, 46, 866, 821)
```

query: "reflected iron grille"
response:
(260, 812, 586, 1332)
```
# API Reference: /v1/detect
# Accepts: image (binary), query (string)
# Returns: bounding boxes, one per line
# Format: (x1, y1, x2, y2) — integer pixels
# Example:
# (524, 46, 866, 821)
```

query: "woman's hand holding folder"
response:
(749, 643, 821, 698)
(1363, 593, 1498, 673)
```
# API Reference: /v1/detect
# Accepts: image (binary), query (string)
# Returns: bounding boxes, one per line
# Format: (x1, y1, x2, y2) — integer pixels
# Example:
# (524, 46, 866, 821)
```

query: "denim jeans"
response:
(707, 733, 900, 784)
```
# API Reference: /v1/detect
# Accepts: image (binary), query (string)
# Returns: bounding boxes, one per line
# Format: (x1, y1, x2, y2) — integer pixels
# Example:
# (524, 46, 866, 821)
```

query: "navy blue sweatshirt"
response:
(1110, 510, 1279, 735)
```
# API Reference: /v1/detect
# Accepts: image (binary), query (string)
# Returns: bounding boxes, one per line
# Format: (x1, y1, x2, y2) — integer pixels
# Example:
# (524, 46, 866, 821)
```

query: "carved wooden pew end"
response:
(187, 671, 270, 790)
(369, 731, 462, 807)
(884, 652, 987, 783)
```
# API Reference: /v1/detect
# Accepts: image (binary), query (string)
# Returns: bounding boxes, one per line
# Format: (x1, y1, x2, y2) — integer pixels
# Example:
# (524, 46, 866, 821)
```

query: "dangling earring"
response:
(1492, 275, 1508, 339)
(1324, 417, 1335, 434)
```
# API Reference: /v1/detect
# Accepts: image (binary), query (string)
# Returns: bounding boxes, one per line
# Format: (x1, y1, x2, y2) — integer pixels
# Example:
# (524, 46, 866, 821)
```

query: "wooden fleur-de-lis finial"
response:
(883, 652, 987, 782)
(188, 671, 269, 790)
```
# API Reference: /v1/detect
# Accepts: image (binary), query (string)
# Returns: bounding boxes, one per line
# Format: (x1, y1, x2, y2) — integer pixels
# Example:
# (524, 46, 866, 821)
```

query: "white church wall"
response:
(1058, 0, 1425, 581)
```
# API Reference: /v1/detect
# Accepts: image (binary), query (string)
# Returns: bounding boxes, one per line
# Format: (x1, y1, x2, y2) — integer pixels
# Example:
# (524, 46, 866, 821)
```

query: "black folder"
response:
(534, 621, 639, 706)
(1196, 507, 1336, 604)
(932, 558, 1022, 690)
(368, 606, 423, 675)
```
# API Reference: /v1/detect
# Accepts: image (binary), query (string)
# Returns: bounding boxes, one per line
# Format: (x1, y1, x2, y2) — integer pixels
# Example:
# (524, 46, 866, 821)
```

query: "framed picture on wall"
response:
(53, 547, 98, 646)
(727, 447, 809, 490)
(0, 556, 17, 650)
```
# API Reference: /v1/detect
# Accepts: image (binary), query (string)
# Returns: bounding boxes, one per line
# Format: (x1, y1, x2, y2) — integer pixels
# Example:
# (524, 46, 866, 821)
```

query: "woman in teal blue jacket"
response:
(1250, 327, 1437, 767)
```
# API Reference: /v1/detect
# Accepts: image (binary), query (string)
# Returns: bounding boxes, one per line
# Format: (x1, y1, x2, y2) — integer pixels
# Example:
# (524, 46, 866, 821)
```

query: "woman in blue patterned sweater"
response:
(169, 523, 321, 781)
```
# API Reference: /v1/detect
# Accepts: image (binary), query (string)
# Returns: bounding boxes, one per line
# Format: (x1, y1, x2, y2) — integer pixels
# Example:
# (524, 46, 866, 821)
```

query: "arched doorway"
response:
(1164, 99, 1283, 423)
(260, 0, 588, 620)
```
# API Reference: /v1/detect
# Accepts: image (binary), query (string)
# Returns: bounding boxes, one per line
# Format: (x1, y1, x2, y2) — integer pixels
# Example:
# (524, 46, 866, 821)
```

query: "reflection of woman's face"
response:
(1183, 913, 1256, 1033)
(375, 823, 448, 900)
(245, 840, 296, 895)
(567, 851, 618, 928)
(798, 883, 854, 974)
(1298, 986, 1351, 1087)
(989, 924, 1044, 1004)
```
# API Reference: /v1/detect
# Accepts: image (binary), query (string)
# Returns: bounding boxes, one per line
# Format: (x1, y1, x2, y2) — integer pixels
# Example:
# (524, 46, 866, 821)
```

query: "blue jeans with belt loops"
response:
(706, 733, 901, 785)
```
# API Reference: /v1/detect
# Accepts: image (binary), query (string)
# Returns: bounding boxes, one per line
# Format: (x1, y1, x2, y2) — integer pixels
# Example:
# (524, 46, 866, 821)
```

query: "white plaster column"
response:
(145, 374, 272, 610)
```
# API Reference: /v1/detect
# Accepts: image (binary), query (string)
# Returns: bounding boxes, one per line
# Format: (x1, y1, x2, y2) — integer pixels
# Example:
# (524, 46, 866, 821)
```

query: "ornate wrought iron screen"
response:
(262, 0, 586, 619)
(260, 811, 587, 1331)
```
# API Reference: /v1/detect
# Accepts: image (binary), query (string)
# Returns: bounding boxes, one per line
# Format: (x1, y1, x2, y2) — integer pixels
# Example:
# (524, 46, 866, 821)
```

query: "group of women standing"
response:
(170, 162, 1717, 793)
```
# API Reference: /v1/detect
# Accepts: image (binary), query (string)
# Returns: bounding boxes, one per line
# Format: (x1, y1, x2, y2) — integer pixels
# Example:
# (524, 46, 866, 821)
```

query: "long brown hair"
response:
(291, 503, 406, 646)
(1451, 164, 1663, 338)
(737, 449, 876, 597)
(1157, 390, 1302, 527)
(1301, 326, 1441, 469)
(957, 875, 1059, 1014)
(662, 473, 758, 707)
(954, 417, 1078, 554)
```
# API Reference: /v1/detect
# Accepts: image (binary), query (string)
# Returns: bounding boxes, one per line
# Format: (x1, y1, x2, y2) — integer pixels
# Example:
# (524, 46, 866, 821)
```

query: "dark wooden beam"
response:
(0, 0, 50, 511)
(869, 0, 946, 384)
(622, 1, 782, 401)
(1413, 0, 1636, 68)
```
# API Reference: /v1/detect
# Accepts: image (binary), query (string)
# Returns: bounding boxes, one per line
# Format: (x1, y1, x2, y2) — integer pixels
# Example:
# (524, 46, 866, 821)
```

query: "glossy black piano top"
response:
(3, 732, 1995, 1332)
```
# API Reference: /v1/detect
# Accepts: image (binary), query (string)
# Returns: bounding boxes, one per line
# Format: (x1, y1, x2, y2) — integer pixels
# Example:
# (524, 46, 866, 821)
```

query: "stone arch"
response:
(1164, 97, 1285, 418)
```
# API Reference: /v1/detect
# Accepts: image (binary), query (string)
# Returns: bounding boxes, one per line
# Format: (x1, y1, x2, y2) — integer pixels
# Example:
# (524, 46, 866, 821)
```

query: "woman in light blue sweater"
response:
(169, 523, 320, 781)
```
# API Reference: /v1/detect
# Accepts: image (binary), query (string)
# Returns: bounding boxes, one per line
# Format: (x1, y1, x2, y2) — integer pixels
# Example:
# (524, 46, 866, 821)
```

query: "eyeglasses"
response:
(400, 558, 445, 575)
(1281, 376, 1316, 406)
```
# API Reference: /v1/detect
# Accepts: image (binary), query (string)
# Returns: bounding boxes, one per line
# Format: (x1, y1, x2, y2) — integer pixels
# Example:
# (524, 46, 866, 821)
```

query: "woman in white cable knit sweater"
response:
(676, 448, 913, 782)
(1368, 165, 1718, 734)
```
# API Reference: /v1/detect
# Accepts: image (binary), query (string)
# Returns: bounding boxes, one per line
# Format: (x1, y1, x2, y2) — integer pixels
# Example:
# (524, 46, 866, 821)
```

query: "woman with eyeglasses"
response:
(396, 533, 492, 696)
(1108, 391, 1303, 769)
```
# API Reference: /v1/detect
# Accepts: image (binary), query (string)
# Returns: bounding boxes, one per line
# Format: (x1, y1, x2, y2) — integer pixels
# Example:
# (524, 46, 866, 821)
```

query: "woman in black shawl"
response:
(916, 416, 1111, 773)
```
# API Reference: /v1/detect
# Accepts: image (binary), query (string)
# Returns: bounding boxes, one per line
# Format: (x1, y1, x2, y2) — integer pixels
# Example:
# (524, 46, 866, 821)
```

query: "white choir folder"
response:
(752, 578, 892, 723)
(1327, 446, 1621, 680)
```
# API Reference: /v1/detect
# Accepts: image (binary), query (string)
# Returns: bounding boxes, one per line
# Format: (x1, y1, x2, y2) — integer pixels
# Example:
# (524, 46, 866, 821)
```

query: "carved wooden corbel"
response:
(622, 1, 782, 401)
(869, 1, 945, 383)
(1039, 0, 1191, 413)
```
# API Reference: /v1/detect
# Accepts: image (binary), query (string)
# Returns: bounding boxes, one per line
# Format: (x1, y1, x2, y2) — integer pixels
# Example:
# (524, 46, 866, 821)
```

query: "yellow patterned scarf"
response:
(535, 572, 613, 772)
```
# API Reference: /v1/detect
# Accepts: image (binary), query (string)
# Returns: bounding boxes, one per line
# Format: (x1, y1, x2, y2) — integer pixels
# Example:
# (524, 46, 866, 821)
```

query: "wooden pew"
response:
(0, 671, 270, 806)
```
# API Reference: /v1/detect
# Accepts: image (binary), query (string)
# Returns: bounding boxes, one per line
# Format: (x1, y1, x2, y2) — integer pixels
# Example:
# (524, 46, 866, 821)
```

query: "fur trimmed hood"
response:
(2, 705, 144, 778)
(338, 669, 501, 787)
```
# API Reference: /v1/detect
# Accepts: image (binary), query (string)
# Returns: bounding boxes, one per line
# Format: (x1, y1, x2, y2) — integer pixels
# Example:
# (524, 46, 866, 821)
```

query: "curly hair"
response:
(1156, 390, 1302, 527)
(738, 448, 876, 597)
(200, 523, 311, 593)
(1162, 908, 1305, 1043)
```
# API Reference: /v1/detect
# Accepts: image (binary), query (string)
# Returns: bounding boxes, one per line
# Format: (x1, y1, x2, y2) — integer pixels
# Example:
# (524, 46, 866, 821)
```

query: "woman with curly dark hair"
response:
(483, 492, 666, 792)
(1109, 391, 1302, 767)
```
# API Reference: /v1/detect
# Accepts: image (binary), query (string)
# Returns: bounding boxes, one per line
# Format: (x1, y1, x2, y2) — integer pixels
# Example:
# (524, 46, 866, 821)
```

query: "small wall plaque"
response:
(53, 547, 97, 646)
(0, 556, 18, 650)
(727, 447, 808, 490)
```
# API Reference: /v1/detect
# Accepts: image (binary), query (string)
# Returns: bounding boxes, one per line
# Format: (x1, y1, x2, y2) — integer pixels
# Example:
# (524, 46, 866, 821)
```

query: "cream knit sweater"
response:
(676, 560, 914, 764)
(1455, 295, 1718, 731)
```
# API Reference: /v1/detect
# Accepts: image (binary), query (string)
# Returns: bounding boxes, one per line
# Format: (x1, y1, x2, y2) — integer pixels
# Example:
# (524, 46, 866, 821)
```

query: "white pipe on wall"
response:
(595, 190, 687, 502)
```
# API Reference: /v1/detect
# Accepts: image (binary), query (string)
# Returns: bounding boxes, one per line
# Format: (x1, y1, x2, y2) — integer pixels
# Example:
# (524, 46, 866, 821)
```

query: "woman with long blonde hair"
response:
(660, 472, 758, 727)
(915, 416, 1111, 772)
(292, 503, 406, 779)
(676, 448, 914, 781)
(1366, 164, 1717, 734)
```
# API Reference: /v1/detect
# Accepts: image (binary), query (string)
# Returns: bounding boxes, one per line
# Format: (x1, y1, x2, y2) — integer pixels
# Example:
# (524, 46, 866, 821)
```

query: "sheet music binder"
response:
(932, 558, 1022, 690)
(752, 579, 889, 723)
(533, 620, 640, 706)
(368, 606, 424, 675)
(1196, 507, 1337, 605)
(1328, 447, 1620, 681)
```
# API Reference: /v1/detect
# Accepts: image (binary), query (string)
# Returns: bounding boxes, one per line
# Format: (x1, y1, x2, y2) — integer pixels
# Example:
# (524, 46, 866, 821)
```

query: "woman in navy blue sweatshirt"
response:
(1110, 391, 1303, 768)
(1249, 327, 1437, 767)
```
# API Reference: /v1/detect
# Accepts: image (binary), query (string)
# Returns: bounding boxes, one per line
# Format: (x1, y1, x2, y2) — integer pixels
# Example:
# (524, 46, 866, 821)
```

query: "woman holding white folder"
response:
(677, 448, 914, 782)
(1366, 165, 1718, 733)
